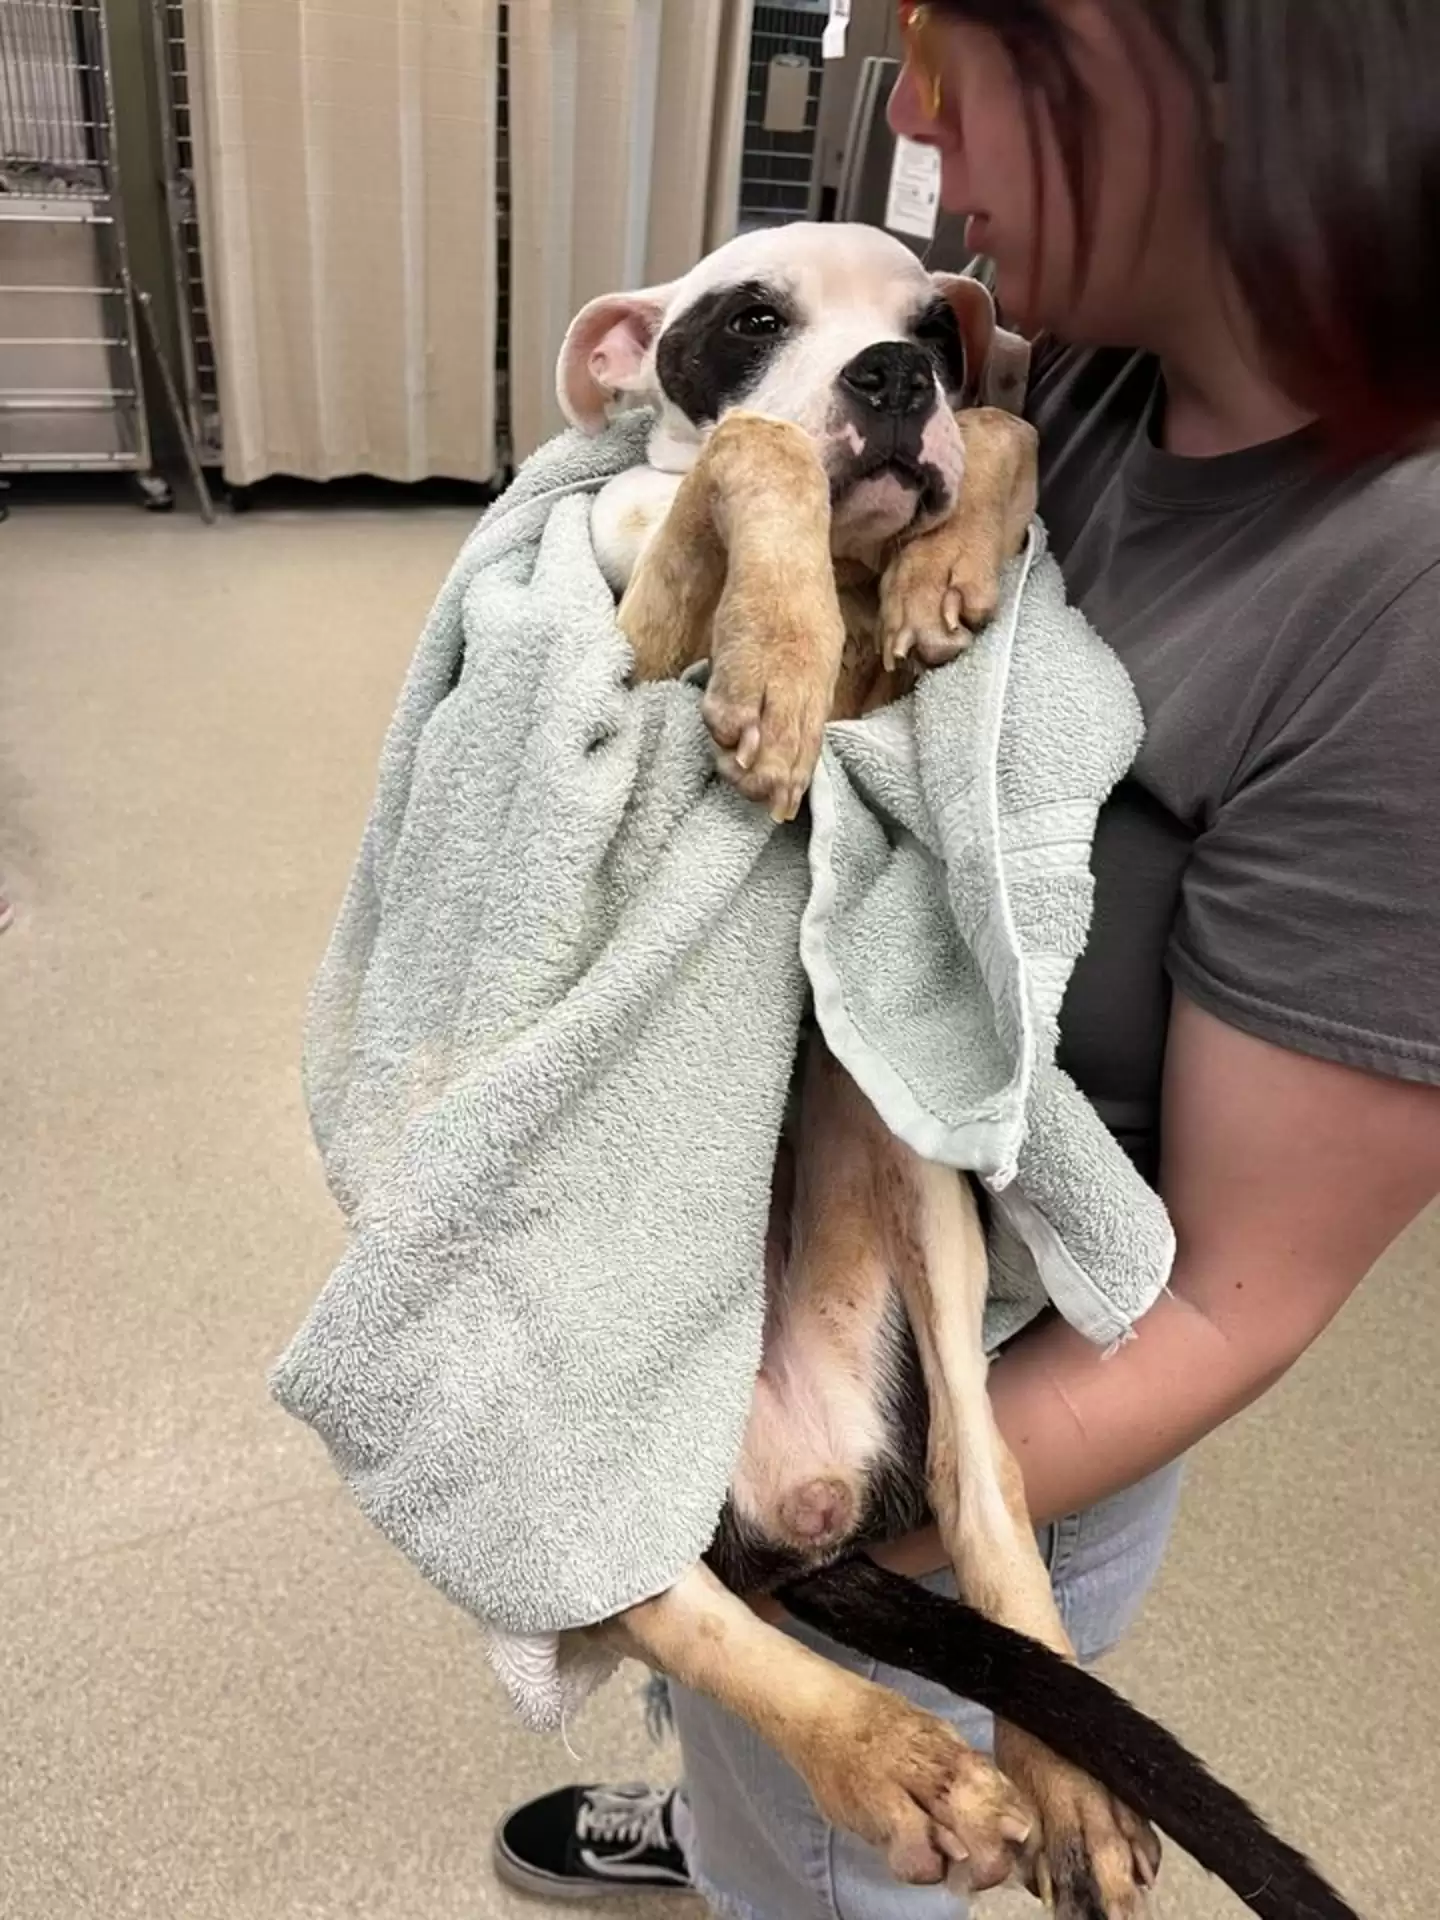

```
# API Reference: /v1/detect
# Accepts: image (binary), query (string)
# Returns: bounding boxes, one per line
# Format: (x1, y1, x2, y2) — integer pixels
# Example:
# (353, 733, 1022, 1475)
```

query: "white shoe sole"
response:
(492, 1836, 696, 1901)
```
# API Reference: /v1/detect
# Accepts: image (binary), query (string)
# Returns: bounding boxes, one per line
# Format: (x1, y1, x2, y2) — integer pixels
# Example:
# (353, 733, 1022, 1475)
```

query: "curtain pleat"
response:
(184, 0, 499, 488)
(508, 0, 750, 460)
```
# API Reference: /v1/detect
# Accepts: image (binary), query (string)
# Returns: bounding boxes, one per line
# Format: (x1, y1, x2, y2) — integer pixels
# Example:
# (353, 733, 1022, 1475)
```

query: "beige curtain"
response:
(183, 0, 500, 487)
(507, 0, 752, 460)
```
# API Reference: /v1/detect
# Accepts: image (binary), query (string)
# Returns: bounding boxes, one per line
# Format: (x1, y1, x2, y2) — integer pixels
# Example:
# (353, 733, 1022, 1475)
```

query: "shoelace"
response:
(576, 1785, 672, 1851)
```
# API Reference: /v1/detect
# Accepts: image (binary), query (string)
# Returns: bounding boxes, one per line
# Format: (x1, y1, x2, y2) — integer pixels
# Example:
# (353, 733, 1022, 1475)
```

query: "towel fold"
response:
(272, 415, 1174, 1732)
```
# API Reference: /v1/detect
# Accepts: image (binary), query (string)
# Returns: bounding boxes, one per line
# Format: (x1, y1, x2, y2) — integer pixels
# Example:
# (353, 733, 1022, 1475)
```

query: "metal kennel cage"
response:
(0, 0, 170, 508)
(739, 2, 830, 231)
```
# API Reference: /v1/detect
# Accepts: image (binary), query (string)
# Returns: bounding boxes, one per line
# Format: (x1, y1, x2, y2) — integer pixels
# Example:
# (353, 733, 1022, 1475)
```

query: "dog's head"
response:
(557, 223, 1029, 561)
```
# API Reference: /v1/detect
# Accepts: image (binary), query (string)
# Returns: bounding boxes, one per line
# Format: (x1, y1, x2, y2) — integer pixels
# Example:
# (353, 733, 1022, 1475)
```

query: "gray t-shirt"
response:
(1030, 346, 1440, 1180)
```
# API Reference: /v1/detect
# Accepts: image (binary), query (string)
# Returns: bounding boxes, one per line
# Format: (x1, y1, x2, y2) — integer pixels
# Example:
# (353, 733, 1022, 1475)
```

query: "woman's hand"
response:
(869, 994, 1440, 1580)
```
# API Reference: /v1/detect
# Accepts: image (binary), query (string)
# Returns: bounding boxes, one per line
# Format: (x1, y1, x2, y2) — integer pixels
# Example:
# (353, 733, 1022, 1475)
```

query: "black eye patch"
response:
(654, 279, 796, 428)
(910, 297, 968, 400)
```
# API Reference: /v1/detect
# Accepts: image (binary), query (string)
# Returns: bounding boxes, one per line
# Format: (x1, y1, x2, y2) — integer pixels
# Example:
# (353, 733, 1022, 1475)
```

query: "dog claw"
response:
(1034, 1852, 1054, 1910)
(942, 589, 964, 634)
(735, 723, 762, 772)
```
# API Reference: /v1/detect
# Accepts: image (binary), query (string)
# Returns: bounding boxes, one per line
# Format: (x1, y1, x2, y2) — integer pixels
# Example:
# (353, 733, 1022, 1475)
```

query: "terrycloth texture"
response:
(271, 414, 1175, 1733)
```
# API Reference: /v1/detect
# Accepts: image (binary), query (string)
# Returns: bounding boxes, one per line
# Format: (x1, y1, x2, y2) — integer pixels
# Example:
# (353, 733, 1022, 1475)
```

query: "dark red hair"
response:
(922, 0, 1440, 460)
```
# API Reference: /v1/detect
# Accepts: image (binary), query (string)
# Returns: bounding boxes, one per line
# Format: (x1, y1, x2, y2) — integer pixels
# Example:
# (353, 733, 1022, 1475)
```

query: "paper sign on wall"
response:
(822, 0, 850, 60)
(884, 135, 941, 241)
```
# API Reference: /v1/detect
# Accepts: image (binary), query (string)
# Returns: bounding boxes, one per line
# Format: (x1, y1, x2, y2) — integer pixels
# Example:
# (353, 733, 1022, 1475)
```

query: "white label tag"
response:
(884, 134, 941, 240)
(822, 0, 850, 59)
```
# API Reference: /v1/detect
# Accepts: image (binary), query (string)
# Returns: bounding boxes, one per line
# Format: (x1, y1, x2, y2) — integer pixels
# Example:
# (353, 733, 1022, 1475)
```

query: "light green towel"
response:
(272, 414, 1174, 1732)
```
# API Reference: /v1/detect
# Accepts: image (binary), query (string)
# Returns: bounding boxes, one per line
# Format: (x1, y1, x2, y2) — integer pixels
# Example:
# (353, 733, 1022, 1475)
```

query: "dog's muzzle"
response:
(829, 341, 952, 529)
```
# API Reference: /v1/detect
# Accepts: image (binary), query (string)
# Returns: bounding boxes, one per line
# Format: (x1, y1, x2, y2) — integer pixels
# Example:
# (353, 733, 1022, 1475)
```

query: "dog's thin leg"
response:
(730, 1036, 906, 1555)
(618, 411, 847, 822)
(873, 1140, 1160, 1920)
(602, 1562, 1034, 1890)
(615, 462, 730, 684)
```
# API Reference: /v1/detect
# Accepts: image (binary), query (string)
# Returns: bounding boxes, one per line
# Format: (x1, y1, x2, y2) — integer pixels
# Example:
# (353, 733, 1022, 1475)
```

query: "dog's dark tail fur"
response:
(779, 1558, 1361, 1920)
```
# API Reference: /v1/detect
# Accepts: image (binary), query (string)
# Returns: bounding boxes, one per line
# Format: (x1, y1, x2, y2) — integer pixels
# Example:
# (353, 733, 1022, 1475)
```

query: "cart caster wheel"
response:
(138, 473, 174, 513)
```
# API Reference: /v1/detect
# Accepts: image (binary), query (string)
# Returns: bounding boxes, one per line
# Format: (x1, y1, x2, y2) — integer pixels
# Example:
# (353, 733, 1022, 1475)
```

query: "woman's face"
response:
(888, 1, 1214, 346)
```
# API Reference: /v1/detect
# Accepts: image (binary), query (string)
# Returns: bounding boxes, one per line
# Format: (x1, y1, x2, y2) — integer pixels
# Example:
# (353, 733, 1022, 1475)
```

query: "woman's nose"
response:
(887, 65, 931, 142)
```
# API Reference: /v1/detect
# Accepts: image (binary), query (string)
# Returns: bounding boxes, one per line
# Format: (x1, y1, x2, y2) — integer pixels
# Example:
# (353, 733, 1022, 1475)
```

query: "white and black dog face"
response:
(557, 223, 1026, 561)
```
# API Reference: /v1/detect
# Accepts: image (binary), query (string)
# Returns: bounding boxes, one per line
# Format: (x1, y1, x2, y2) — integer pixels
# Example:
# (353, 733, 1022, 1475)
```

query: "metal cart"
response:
(0, 0, 171, 513)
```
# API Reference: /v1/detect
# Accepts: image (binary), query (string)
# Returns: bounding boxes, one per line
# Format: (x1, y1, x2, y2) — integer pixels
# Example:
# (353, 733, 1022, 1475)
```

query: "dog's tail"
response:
(779, 1558, 1360, 1920)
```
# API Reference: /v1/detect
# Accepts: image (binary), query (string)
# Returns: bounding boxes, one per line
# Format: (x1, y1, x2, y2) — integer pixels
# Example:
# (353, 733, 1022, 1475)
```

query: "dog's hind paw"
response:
(999, 1730, 1159, 1920)
(800, 1686, 1037, 1891)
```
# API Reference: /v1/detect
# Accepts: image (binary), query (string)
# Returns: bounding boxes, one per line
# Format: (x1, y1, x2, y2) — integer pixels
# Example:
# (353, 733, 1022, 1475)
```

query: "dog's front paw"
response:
(879, 520, 1008, 673)
(998, 1729, 1159, 1920)
(804, 1688, 1037, 1891)
(702, 617, 840, 824)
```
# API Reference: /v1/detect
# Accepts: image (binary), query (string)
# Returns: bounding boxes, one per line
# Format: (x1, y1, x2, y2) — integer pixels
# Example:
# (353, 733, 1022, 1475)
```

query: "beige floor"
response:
(1, 498, 1435, 1920)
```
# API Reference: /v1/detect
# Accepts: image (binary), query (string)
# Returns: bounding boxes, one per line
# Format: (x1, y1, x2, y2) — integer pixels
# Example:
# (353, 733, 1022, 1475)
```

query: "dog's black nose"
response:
(838, 342, 936, 418)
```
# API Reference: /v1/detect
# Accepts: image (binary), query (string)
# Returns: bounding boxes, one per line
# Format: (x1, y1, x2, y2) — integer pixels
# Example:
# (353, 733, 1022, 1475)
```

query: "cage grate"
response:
(1, 0, 156, 477)
(153, 0, 221, 465)
(0, 0, 112, 195)
(739, 4, 827, 229)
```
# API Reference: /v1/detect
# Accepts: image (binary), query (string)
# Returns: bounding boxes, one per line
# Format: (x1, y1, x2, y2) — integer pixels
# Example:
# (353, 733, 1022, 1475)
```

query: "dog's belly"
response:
(704, 1301, 933, 1595)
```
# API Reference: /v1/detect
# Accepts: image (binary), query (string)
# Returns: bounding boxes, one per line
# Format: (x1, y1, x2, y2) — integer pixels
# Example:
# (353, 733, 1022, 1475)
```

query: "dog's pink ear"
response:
(557, 288, 674, 435)
(932, 273, 1032, 414)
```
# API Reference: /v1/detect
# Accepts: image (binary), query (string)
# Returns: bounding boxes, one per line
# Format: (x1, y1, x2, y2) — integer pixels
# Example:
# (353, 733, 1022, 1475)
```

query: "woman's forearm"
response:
(863, 1004, 1439, 1586)
(869, 1258, 1343, 1581)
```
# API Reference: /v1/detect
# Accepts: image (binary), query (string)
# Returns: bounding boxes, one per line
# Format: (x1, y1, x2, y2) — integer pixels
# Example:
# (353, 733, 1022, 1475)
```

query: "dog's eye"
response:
(726, 303, 788, 339)
(912, 306, 955, 350)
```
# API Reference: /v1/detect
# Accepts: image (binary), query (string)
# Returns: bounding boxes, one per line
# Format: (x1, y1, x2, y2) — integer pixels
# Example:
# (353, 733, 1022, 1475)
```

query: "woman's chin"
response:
(989, 262, 1038, 335)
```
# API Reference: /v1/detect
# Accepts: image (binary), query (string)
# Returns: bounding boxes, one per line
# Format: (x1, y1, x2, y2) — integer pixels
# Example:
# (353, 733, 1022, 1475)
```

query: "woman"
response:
(495, 2, 1440, 1913)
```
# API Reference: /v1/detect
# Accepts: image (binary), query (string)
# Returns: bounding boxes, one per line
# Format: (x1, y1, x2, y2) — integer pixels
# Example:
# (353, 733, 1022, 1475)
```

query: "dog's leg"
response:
(879, 406, 1038, 669)
(617, 412, 847, 821)
(604, 1561, 1035, 1891)
(868, 1133, 1161, 1920)
(730, 1037, 907, 1557)
(613, 469, 729, 683)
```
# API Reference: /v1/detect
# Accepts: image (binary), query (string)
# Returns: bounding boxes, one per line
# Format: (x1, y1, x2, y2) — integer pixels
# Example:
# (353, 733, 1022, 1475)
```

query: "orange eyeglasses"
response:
(899, 2, 946, 121)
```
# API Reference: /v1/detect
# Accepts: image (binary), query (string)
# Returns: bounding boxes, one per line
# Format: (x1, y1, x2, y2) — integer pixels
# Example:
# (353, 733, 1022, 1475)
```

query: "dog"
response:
(554, 223, 1357, 1920)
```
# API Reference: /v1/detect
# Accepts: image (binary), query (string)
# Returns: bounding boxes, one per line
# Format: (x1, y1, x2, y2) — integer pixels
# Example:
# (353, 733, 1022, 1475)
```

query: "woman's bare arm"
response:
(870, 993, 1440, 1578)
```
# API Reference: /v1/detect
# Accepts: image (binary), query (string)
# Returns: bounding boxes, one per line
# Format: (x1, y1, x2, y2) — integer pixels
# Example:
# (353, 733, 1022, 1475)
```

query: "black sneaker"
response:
(493, 1782, 694, 1899)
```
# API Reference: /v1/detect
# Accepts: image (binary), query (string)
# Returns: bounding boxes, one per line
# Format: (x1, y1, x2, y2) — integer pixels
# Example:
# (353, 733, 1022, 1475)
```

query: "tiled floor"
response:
(1, 499, 1434, 1920)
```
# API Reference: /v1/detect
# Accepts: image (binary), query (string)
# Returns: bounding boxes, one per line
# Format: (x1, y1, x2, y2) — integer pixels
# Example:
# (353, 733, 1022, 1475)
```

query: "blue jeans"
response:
(669, 1460, 1185, 1920)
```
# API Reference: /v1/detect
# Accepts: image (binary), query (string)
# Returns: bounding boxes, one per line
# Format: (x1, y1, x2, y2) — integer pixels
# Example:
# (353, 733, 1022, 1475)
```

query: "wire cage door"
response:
(149, 0, 219, 469)
(0, 0, 166, 497)
(740, 2, 830, 231)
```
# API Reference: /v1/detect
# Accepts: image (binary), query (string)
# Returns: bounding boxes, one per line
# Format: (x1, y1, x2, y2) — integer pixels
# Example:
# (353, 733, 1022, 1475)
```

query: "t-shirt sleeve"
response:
(1167, 566, 1440, 1084)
